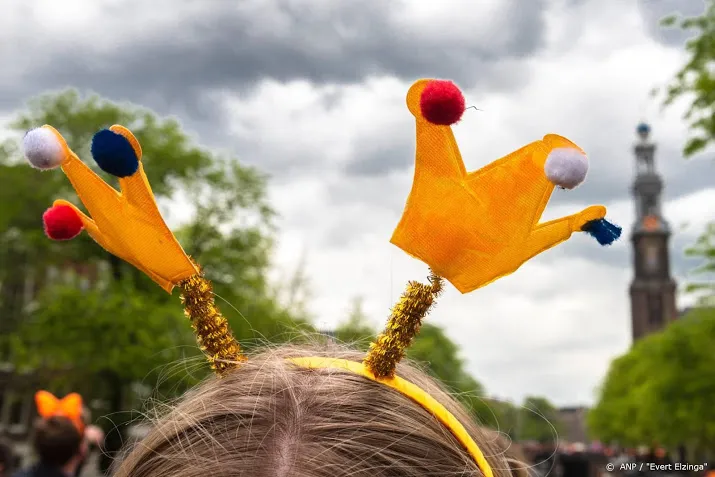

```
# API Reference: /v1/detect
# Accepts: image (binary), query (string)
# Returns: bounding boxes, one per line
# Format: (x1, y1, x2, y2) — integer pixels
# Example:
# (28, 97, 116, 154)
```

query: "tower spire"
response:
(632, 123, 669, 234)
(629, 123, 678, 342)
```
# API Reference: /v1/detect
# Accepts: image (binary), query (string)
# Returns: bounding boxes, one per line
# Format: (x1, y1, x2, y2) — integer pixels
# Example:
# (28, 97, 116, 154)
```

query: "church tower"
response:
(629, 123, 678, 342)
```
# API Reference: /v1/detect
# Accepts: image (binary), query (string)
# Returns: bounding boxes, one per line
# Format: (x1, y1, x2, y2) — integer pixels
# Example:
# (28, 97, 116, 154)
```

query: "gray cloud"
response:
(637, 0, 706, 46)
(555, 228, 703, 287)
(343, 118, 715, 199)
(2, 0, 710, 409)
(333, 127, 715, 231)
(1, 0, 548, 129)
(326, 143, 711, 279)
(4, 0, 711, 295)
(344, 142, 411, 177)
(565, 142, 715, 203)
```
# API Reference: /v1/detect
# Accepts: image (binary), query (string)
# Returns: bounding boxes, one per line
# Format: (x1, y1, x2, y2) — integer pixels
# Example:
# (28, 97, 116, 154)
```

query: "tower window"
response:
(648, 293, 663, 326)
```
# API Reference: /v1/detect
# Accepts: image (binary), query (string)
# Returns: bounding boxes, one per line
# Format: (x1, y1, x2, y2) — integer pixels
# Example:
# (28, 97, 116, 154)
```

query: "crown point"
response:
(91, 129, 140, 178)
(420, 80, 465, 125)
(544, 148, 589, 189)
(43, 204, 83, 240)
(23, 127, 67, 170)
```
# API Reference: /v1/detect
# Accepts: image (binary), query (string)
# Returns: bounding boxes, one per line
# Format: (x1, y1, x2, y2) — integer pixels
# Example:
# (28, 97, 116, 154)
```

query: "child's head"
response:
(116, 345, 524, 477)
(32, 416, 85, 468)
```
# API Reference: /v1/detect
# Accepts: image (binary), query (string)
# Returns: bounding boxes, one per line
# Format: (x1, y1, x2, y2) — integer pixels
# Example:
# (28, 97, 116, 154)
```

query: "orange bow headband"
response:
(22, 78, 620, 477)
(35, 390, 85, 434)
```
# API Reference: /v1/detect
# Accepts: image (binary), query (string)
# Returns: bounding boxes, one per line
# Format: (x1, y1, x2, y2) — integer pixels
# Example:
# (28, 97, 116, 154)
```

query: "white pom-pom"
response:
(544, 147, 588, 189)
(23, 127, 66, 170)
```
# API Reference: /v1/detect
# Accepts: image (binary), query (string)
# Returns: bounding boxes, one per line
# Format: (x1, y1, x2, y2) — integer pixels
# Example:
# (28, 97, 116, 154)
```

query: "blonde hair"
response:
(116, 344, 525, 477)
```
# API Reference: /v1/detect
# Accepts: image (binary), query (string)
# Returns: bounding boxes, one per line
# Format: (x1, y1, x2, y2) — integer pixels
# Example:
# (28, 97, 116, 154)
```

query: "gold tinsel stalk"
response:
(363, 271, 444, 378)
(178, 273, 245, 375)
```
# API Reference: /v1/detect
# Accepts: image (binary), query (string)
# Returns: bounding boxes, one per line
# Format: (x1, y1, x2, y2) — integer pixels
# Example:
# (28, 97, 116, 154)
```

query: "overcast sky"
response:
(2, 0, 713, 408)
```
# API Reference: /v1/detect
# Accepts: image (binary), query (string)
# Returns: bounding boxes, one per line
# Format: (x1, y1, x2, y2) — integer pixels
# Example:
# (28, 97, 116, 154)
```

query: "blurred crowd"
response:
(2, 420, 713, 477)
(0, 422, 104, 477)
(522, 442, 714, 477)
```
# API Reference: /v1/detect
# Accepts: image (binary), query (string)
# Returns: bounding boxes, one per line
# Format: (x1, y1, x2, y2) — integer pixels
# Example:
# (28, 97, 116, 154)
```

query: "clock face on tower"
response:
(643, 215, 659, 231)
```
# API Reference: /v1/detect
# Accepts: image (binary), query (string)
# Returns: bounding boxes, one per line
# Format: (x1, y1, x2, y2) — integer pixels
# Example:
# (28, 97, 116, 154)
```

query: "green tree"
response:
(271, 250, 312, 320)
(518, 396, 563, 443)
(408, 323, 484, 395)
(592, 7, 715, 452)
(487, 399, 520, 438)
(333, 303, 500, 427)
(684, 222, 715, 304)
(660, 3, 715, 301)
(9, 283, 200, 399)
(334, 297, 375, 350)
(589, 308, 715, 456)
(1, 90, 309, 419)
(661, 2, 715, 157)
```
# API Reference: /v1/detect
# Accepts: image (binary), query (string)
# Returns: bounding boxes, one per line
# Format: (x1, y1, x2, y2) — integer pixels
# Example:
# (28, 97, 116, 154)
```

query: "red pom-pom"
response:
(420, 80, 466, 125)
(43, 205, 83, 240)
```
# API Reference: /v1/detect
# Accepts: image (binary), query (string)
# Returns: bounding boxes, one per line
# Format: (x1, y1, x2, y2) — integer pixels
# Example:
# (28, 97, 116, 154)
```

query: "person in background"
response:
(0, 439, 15, 477)
(73, 425, 104, 477)
(73, 406, 104, 477)
(12, 417, 87, 477)
(560, 443, 590, 477)
(610, 447, 633, 477)
(620, 448, 639, 477)
(12, 392, 87, 477)
(652, 447, 673, 468)
(533, 441, 558, 477)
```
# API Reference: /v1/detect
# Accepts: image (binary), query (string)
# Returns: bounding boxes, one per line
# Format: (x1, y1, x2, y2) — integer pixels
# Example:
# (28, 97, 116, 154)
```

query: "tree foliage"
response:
(659, 3, 715, 303)
(335, 299, 484, 391)
(332, 299, 561, 439)
(588, 307, 715, 454)
(684, 222, 715, 304)
(519, 396, 563, 443)
(591, 7, 715, 454)
(661, 1, 715, 157)
(334, 297, 375, 350)
(0, 89, 309, 416)
(9, 284, 200, 398)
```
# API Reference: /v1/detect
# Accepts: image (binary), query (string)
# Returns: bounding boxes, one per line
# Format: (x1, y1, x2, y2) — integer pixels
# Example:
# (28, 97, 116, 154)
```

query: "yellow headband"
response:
(22, 78, 620, 477)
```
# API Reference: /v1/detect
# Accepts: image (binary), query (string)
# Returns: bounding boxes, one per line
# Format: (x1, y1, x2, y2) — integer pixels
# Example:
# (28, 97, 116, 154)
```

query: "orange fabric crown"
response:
(391, 79, 610, 293)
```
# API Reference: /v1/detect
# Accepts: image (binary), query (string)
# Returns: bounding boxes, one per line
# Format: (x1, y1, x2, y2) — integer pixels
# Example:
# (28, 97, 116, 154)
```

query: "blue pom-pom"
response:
(91, 129, 139, 178)
(582, 218, 622, 246)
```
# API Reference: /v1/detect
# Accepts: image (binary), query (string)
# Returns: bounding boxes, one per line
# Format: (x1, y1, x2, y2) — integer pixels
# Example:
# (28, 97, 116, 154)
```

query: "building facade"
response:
(629, 123, 678, 342)
(557, 406, 589, 444)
